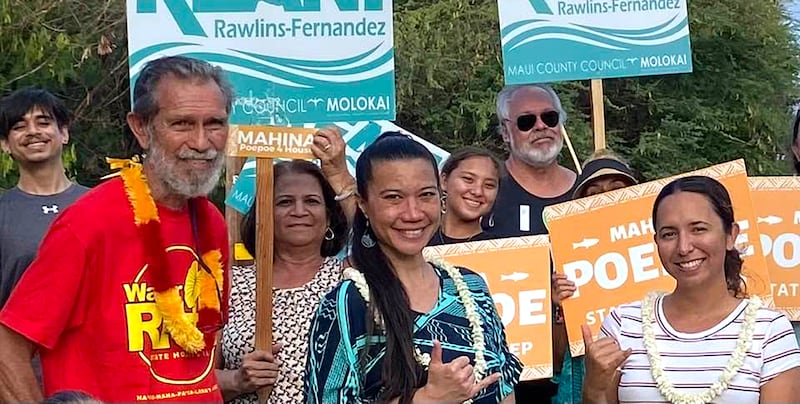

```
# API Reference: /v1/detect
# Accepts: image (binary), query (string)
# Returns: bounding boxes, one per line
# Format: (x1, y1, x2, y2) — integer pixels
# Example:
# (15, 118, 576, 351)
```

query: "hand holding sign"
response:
(581, 324, 630, 401)
(415, 340, 501, 404)
(235, 344, 283, 394)
(311, 126, 348, 179)
(552, 273, 577, 305)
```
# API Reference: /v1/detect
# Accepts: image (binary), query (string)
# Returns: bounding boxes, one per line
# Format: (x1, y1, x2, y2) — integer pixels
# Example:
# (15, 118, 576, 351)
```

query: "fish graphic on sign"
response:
(500, 272, 529, 282)
(757, 216, 783, 225)
(572, 238, 599, 250)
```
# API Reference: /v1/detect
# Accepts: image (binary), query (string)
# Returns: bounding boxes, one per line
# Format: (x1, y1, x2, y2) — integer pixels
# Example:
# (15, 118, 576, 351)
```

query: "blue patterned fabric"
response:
(552, 348, 584, 404)
(303, 265, 522, 403)
(793, 322, 800, 347)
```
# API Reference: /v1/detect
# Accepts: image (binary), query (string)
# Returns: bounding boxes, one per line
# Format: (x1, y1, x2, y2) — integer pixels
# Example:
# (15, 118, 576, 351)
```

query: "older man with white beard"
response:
(484, 84, 577, 401)
(486, 83, 577, 238)
(0, 56, 232, 403)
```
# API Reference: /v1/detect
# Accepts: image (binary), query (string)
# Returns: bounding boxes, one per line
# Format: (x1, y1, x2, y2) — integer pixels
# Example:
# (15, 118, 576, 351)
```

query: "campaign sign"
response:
(498, 0, 693, 83)
(127, 0, 396, 124)
(425, 236, 554, 380)
(545, 160, 772, 356)
(226, 125, 317, 159)
(224, 121, 450, 213)
(749, 177, 800, 320)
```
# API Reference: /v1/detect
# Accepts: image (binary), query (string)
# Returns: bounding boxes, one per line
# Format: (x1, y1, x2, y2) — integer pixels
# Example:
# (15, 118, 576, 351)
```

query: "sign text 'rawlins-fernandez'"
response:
(498, 0, 693, 83)
(127, 0, 396, 125)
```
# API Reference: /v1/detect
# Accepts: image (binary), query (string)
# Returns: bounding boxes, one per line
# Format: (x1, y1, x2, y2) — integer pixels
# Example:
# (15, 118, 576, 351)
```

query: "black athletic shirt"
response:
(484, 173, 576, 238)
(427, 229, 492, 246)
(483, 172, 576, 399)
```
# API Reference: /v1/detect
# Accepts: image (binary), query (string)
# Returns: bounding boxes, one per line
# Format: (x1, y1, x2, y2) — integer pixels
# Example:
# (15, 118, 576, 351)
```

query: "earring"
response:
(440, 192, 447, 215)
(325, 227, 335, 241)
(487, 213, 495, 228)
(361, 220, 376, 248)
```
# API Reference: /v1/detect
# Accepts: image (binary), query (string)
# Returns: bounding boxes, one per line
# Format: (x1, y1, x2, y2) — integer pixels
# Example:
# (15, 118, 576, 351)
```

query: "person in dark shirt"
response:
(0, 88, 88, 388)
(791, 108, 800, 175)
(429, 147, 501, 246)
(552, 150, 639, 404)
(486, 84, 577, 239)
(485, 83, 578, 401)
(0, 88, 88, 309)
(789, 109, 800, 347)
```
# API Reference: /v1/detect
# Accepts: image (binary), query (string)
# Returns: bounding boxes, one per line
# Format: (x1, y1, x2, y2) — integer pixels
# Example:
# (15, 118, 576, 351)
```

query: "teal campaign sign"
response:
(126, 0, 396, 124)
(499, 0, 693, 83)
(225, 121, 450, 213)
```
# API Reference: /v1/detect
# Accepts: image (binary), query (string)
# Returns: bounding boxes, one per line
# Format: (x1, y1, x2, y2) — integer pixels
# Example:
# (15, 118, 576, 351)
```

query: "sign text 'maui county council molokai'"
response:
(498, 0, 692, 83)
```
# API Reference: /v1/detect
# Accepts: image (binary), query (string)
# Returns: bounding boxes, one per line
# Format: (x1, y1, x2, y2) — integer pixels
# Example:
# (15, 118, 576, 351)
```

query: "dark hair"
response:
(0, 88, 71, 140)
(241, 160, 348, 257)
(791, 109, 800, 174)
(41, 391, 100, 404)
(440, 146, 502, 178)
(652, 176, 745, 297)
(352, 131, 440, 404)
(132, 56, 234, 125)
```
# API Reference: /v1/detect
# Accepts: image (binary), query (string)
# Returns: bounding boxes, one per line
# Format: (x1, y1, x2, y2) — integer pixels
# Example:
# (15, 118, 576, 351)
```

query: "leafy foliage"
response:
(394, 0, 800, 179)
(0, 0, 797, 193)
(0, 0, 132, 190)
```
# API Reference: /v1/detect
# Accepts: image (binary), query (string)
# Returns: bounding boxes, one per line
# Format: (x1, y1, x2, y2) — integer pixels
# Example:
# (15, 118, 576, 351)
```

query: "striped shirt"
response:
(601, 296, 800, 403)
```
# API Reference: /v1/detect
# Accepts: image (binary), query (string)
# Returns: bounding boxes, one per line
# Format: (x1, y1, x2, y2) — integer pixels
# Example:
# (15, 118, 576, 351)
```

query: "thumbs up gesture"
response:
(582, 324, 631, 402)
(414, 341, 501, 404)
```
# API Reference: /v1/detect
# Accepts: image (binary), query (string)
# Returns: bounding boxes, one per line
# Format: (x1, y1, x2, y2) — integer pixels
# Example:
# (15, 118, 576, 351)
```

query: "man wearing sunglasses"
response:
(0, 56, 231, 403)
(487, 83, 577, 239)
(484, 83, 577, 401)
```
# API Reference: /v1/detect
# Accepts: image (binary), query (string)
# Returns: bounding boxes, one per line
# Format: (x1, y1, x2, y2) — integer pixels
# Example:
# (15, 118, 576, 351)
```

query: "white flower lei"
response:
(342, 257, 487, 404)
(641, 291, 762, 404)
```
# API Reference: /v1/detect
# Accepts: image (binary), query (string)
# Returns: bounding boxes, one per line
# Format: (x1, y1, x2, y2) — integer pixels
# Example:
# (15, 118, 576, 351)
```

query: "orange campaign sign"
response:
(424, 236, 553, 381)
(544, 160, 772, 357)
(226, 125, 316, 159)
(749, 177, 800, 320)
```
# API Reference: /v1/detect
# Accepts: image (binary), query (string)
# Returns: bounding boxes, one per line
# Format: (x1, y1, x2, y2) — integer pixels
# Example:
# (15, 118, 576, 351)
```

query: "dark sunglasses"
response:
(509, 111, 560, 131)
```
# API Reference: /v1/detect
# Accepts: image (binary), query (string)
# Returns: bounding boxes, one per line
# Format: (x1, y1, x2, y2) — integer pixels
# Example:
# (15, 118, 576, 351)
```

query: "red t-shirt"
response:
(0, 178, 230, 402)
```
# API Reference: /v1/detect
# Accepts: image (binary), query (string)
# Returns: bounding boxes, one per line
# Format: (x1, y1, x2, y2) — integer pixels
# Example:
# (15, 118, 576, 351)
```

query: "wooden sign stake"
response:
(590, 79, 606, 151)
(561, 126, 582, 175)
(224, 125, 331, 403)
(254, 157, 275, 403)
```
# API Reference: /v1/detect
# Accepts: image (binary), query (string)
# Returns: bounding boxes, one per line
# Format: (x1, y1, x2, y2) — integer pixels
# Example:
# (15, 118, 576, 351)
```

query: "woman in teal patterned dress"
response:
(304, 132, 522, 403)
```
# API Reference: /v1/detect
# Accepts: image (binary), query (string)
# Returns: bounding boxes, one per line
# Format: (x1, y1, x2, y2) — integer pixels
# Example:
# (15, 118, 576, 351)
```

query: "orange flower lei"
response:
(107, 157, 224, 353)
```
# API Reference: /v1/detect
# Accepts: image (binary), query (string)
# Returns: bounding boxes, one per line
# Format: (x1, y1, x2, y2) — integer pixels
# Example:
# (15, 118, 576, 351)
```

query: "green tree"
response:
(0, 0, 132, 190)
(394, 0, 800, 179)
(603, 0, 800, 179)
(395, 0, 592, 165)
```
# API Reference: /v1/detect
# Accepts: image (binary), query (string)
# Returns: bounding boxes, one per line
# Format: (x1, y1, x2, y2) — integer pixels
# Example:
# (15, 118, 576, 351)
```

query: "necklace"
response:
(438, 217, 482, 245)
(108, 156, 224, 353)
(343, 254, 486, 404)
(435, 227, 481, 245)
(641, 291, 761, 404)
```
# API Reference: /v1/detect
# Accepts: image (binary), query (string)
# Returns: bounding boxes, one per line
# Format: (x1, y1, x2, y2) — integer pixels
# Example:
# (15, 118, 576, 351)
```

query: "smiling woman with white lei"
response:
(582, 176, 800, 404)
(303, 132, 521, 404)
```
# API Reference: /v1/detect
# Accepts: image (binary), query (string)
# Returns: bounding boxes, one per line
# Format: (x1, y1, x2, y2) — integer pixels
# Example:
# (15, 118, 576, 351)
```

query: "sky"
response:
(789, 0, 800, 26)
